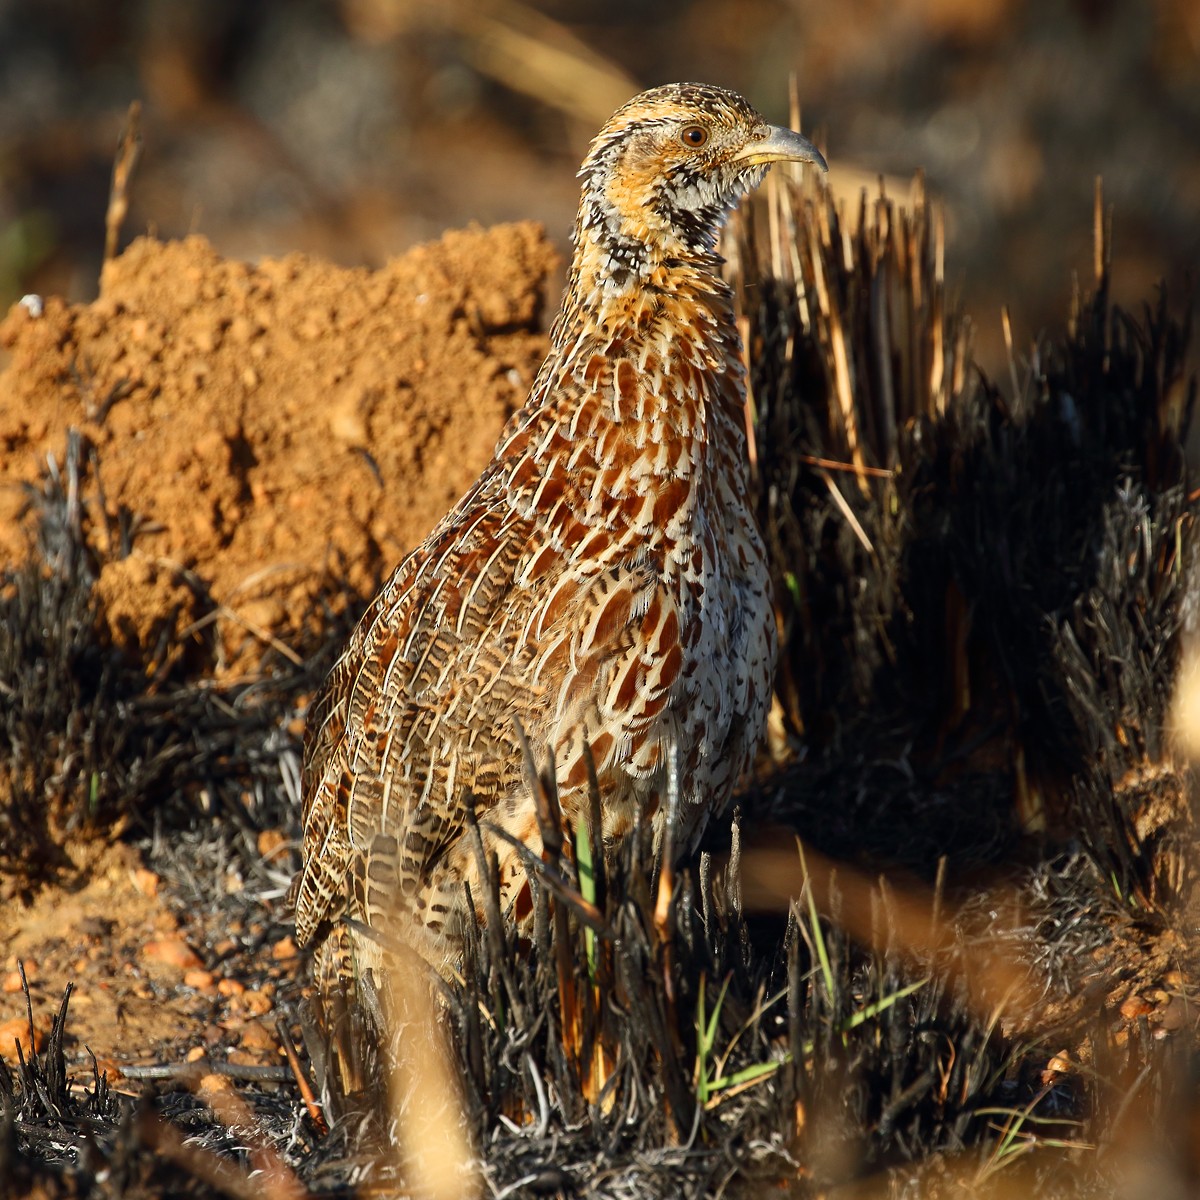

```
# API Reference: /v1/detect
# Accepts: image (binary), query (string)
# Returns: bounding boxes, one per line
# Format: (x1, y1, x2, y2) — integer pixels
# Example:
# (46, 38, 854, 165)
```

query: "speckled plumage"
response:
(294, 83, 826, 984)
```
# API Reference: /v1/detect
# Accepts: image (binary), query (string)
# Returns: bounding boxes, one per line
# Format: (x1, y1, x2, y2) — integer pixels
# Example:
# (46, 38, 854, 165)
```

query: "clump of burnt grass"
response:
(304, 801, 1192, 1197)
(0, 971, 333, 1197)
(736, 168, 1198, 901)
(300, 811, 1011, 1196)
(0, 430, 344, 897)
(0, 435, 347, 1190)
(728, 167, 1200, 1190)
(449, 819, 1018, 1197)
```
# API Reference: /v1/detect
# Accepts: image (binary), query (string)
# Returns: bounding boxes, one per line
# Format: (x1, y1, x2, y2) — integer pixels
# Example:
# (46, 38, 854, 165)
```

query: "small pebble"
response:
(238, 1020, 277, 1052)
(131, 868, 160, 897)
(1120, 994, 1154, 1021)
(233, 988, 274, 1018)
(256, 828, 288, 859)
(0, 1015, 47, 1057)
(141, 938, 203, 971)
(184, 968, 215, 991)
(271, 935, 298, 962)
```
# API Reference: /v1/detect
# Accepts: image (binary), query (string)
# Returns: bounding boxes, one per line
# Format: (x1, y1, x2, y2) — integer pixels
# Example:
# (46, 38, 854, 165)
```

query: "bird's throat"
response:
(497, 196, 752, 548)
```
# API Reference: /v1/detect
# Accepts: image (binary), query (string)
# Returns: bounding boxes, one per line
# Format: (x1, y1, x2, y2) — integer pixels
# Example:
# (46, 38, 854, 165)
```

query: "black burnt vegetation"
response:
(742, 177, 1195, 906)
(2, 170, 1199, 1198)
(0, 430, 341, 901)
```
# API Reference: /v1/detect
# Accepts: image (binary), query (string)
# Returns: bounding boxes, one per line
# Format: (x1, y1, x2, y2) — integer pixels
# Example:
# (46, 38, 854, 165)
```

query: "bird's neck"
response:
(547, 220, 746, 422)
(557, 202, 731, 319)
(496, 219, 752, 539)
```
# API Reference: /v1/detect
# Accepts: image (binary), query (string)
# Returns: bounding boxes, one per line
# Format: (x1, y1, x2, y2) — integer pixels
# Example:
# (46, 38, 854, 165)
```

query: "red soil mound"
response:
(0, 224, 557, 674)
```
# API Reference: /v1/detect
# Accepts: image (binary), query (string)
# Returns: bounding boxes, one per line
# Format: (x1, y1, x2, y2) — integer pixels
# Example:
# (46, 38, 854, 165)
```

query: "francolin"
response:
(294, 82, 827, 987)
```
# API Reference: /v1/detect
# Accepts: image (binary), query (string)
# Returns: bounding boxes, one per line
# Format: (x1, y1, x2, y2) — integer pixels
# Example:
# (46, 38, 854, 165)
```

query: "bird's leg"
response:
(653, 739, 682, 1006)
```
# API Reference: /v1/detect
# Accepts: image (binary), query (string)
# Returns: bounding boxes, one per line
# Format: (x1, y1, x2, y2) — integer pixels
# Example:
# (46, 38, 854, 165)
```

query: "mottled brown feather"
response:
(294, 82, 825, 982)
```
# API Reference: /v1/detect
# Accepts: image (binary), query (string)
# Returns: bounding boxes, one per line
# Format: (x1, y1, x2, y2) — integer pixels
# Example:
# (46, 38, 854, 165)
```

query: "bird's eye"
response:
(679, 124, 710, 148)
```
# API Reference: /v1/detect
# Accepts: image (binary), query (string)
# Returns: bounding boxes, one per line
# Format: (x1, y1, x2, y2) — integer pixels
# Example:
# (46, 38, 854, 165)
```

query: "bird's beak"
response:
(733, 125, 828, 172)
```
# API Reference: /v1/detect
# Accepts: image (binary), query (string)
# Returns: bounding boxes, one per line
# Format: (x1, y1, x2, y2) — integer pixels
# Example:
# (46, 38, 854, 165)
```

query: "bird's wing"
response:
(543, 562, 687, 802)
(294, 467, 690, 946)
(294, 474, 536, 945)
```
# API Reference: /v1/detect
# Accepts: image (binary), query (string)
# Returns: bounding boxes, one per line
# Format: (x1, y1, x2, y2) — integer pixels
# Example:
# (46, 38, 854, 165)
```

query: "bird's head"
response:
(575, 82, 827, 284)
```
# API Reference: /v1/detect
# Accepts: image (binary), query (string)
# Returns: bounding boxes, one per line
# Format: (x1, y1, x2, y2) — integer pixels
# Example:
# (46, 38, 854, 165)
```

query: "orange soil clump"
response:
(0, 224, 557, 673)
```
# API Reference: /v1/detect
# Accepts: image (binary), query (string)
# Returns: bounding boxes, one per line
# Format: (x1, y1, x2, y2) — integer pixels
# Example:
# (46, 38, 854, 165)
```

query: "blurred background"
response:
(0, 0, 1196, 374)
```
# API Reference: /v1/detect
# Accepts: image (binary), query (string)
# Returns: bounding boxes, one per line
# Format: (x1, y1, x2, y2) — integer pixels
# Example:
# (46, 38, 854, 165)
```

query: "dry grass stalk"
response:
(385, 950, 481, 1200)
(104, 100, 142, 267)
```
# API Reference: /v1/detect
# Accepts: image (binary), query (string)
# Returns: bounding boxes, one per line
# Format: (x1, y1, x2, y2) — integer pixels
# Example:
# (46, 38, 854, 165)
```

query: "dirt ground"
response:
(0, 224, 557, 1071)
(0, 224, 556, 676)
